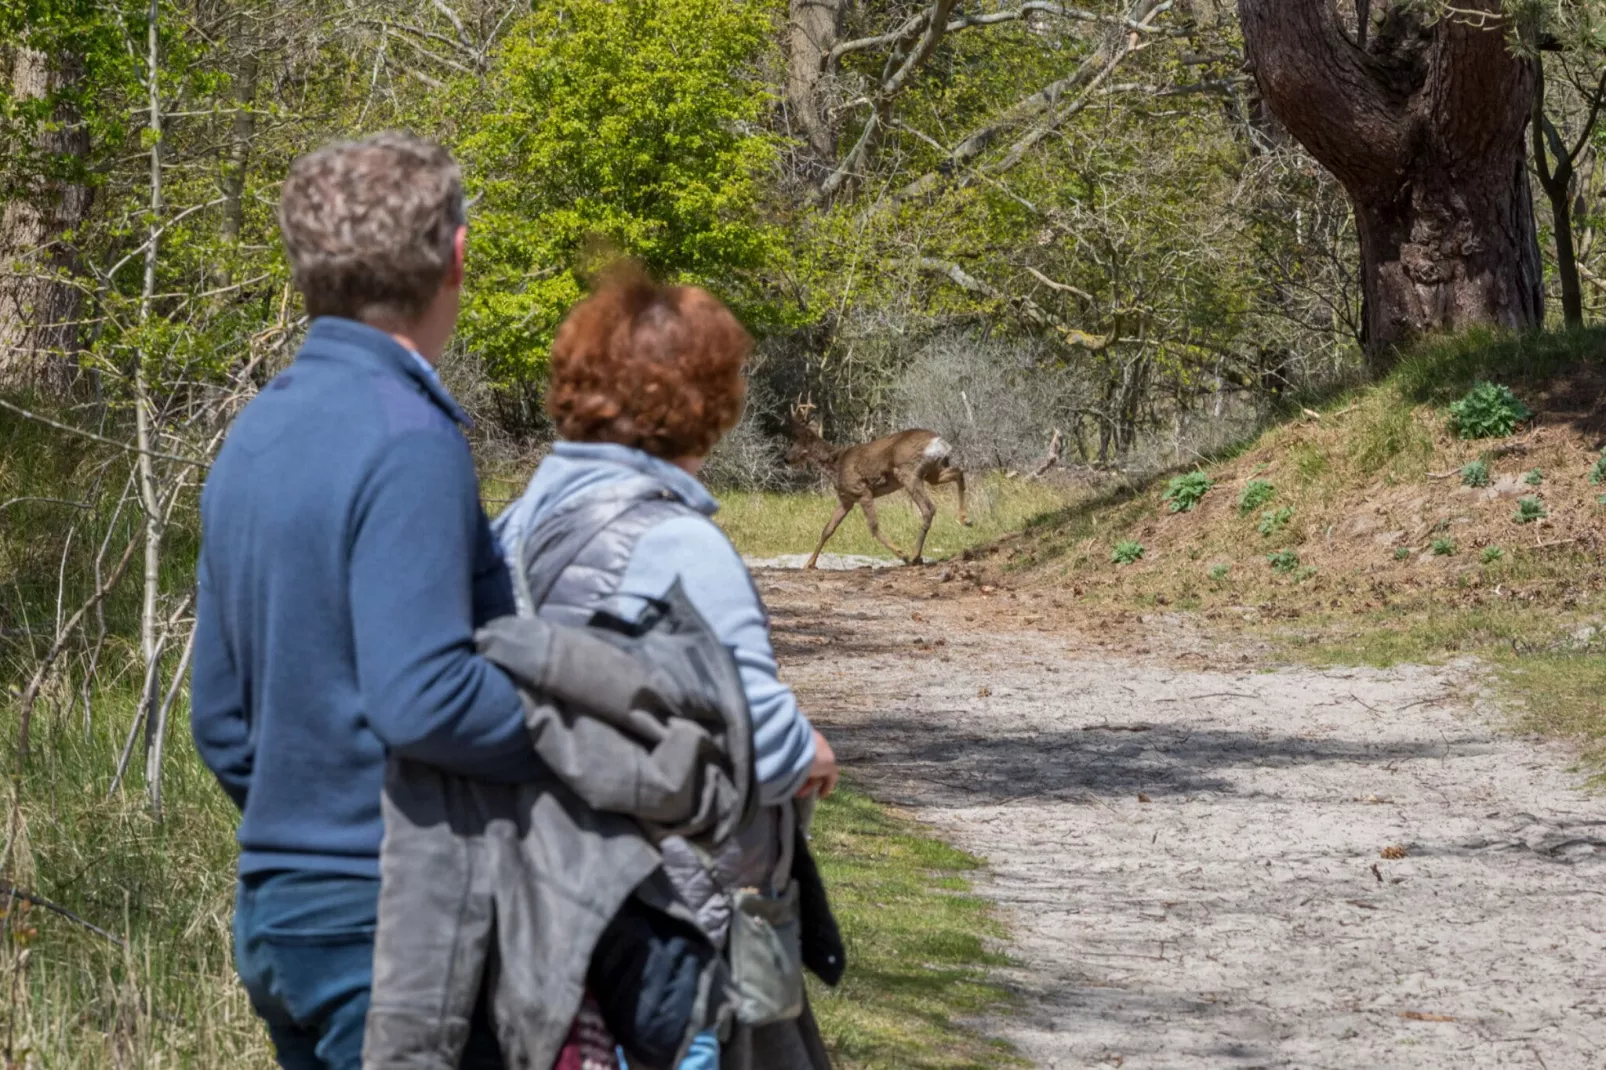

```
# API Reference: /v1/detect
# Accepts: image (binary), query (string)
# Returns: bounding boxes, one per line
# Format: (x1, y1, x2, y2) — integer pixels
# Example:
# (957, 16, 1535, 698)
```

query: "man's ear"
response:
(447, 225, 467, 288)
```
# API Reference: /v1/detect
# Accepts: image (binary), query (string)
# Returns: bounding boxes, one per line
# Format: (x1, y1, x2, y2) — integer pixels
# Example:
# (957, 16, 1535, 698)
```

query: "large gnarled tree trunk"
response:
(0, 46, 91, 395)
(1238, 1, 1543, 368)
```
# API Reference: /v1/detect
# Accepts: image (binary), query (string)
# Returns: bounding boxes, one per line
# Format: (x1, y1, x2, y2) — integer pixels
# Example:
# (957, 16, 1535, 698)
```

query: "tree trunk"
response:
(786, 0, 844, 174)
(219, 51, 259, 249)
(1530, 54, 1600, 330)
(0, 47, 92, 395)
(1540, 167, 1584, 329)
(1239, 0, 1543, 370)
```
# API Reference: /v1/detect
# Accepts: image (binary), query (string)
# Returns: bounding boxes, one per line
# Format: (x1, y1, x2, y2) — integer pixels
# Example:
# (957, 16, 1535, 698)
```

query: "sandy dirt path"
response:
(755, 566, 1606, 1069)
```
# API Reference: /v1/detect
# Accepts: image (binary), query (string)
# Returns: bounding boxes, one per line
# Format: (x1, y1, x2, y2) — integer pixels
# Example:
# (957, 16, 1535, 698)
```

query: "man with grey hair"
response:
(189, 133, 533, 1069)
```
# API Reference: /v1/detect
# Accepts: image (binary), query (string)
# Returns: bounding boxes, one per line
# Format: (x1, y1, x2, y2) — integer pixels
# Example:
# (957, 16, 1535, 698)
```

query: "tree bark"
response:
(786, 0, 844, 174)
(1239, 0, 1543, 369)
(220, 51, 259, 249)
(0, 46, 92, 395)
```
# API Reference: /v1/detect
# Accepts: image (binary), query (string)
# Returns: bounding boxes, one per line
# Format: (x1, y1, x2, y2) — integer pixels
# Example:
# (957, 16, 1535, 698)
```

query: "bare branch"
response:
(895, 0, 1168, 200)
(828, 1, 1171, 68)
(1025, 266, 1095, 302)
(429, 0, 472, 47)
(0, 395, 210, 468)
(911, 257, 1111, 348)
(0, 882, 127, 947)
(15, 533, 140, 761)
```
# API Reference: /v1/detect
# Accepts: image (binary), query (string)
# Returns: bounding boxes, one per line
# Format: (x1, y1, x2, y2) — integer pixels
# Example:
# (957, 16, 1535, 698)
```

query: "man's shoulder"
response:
(223, 359, 460, 464)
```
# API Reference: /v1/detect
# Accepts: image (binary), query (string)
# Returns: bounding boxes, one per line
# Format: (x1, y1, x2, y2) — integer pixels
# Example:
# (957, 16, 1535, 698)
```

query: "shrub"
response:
(1237, 479, 1276, 514)
(1460, 460, 1490, 488)
(1257, 507, 1294, 537)
(1449, 381, 1531, 439)
(1267, 549, 1300, 574)
(1515, 497, 1547, 524)
(1524, 469, 1544, 486)
(1112, 540, 1145, 565)
(1393, 546, 1412, 561)
(1591, 452, 1606, 485)
(1431, 537, 1455, 556)
(1208, 563, 1231, 581)
(1481, 546, 1505, 564)
(1163, 471, 1212, 514)
(890, 331, 1083, 470)
(457, 0, 783, 388)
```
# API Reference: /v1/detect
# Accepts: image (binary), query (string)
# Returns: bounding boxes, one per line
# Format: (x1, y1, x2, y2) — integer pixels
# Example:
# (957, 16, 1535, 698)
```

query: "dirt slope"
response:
(762, 565, 1606, 1069)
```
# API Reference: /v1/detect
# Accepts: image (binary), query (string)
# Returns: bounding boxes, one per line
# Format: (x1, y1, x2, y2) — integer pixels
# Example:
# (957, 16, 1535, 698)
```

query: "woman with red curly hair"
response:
(495, 265, 838, 1070)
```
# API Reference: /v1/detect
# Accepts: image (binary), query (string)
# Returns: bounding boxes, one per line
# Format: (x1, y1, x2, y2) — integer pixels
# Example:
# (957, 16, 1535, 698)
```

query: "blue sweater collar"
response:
(299, 317, 472, 429)
(549, 441, 720, 515)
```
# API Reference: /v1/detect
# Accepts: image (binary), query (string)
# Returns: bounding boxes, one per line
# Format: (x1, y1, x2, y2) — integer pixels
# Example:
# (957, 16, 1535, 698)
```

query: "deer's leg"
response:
(806, 501, 851, 569)
(934, 467, 971, 526)
(902, 481, 938, 565)
(858, 495, 909, 563)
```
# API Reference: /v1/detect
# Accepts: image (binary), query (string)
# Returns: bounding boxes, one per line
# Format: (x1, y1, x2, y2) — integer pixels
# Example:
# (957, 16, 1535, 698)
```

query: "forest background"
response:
(5, 0, 1606, 1065)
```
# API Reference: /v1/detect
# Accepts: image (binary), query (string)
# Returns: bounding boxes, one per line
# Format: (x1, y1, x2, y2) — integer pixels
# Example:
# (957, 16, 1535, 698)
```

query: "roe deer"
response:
(785, 403, 970, 568)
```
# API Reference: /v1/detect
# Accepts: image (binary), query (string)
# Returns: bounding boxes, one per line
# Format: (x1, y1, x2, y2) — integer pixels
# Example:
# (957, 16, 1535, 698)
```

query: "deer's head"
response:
(785, 400, 834, 469)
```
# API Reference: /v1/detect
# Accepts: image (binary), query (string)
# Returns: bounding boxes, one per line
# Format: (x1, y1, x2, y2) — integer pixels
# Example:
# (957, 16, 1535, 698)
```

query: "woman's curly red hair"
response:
(546, 263, 751, 460)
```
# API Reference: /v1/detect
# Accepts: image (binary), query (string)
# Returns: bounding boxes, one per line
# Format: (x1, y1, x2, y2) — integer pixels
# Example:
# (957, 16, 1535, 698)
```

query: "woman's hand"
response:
(797, 729, 839, 799)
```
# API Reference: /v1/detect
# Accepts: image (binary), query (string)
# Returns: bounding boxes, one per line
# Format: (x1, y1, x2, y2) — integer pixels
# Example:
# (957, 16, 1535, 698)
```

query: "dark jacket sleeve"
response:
(349, 428, 541, 781)
(190, 552, 252, 809)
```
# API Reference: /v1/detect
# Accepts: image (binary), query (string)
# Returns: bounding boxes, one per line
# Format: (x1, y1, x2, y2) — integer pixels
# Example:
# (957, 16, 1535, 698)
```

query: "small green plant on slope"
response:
(1163, 471, 1212, 513)
(1515, 497, 1547, 524)
(1394, 546, 1412, 561)
(1258, 507, 1294, 537)
(1208, 563, 1231, 581)
(1525, 469, 1544, 486)
(1432, 537, 1455, 556)
(1268, 549, 1300, 574)
(1591, 451, 1606, 485)
(1482, 546, 1505, 564)
(1449, 381, 1531, 439)
(1112, 540, 1145, 565)
(1460, 459, 1491, 488)
(1238, 479, 1276, 514)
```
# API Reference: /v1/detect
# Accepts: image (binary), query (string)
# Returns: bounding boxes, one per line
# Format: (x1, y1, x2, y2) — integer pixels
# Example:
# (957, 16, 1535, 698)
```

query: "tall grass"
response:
(715, 475, 1071, 561)
(1390, 325, 1606, 402)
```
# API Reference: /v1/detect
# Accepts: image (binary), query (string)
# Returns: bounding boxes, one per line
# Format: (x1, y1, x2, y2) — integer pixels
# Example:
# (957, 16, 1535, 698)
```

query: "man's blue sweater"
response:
(190, 317, 538, 878)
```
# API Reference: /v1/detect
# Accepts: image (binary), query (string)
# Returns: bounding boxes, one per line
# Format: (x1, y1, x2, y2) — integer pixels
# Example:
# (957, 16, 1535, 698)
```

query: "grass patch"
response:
(807, 787, 1018, 1070)
(1495, 652, 1606, 768)
(1391, 325, 1606, 402)
(2, 687, 272, 1068)
(713, 475, 1070, 561)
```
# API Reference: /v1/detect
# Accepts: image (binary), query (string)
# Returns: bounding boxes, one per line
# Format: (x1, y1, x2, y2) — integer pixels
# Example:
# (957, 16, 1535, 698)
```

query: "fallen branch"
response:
(0, 881, 127, 948)
(0, 396, 209, 469)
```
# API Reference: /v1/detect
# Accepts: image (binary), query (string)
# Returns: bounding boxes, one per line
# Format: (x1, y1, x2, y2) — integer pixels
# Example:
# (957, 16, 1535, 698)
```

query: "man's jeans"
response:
(234, 870, 504, 1070)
